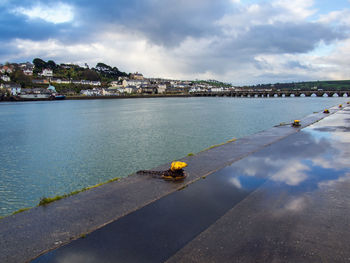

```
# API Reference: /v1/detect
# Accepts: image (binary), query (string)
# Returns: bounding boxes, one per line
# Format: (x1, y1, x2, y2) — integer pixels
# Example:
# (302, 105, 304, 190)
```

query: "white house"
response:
(1, 75, 10, 82)
(124, 79, 148, 87)
(23, 68, 33, 76)
(125, 86, 138, 94)
(80, 88, 105, 96)
(189, 87, 206, 93)
(157, 84, 167, 94)
(40, 69, 53, 77)
(51, 78, 71, 84)
(72, 80, 101, 86)
(80, 89, 94, 96)
(210, 87, 224, 92)
(11, 86, 21, 95)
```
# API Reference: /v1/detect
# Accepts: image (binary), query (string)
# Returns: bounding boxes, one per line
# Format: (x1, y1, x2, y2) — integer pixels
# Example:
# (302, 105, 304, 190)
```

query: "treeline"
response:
(32, 58, 129, 82)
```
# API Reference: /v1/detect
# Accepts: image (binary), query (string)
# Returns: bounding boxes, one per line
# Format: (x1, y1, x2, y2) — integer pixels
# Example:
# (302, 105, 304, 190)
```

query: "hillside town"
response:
(0, 59, 234, 99)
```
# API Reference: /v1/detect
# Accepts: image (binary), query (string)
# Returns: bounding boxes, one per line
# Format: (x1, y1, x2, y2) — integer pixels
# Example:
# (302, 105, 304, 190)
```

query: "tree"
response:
(81, 69, 100, 81)
(47, 60, 57, 70)
(33, 58, 47, 74)
(96, 62, 112, 72)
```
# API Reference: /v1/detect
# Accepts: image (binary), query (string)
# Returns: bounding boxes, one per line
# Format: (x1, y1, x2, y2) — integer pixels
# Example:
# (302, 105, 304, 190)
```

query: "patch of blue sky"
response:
(308, 41, 337, 57)
(239, 0, 349, 14)
(238, 0, 264, 5)
(314, 0, 349, 14)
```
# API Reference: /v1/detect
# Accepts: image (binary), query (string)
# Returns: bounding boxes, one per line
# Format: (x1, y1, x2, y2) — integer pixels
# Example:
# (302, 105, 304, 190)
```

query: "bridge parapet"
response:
(190, 90, 349, 98)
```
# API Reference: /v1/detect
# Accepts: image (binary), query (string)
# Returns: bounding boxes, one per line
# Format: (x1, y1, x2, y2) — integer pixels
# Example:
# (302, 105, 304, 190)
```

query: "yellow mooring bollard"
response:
(292, 120, 301, 127)
(323, 109, 330, 114)
(170, 161, 188, 172)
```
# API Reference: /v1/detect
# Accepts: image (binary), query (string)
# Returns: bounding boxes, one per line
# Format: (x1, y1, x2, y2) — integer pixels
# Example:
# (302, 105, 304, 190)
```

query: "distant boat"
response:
(54, 94, 66, 100)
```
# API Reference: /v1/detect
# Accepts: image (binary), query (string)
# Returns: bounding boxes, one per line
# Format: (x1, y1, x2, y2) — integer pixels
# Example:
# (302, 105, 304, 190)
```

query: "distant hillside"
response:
(32, 58, 129, 82)
(194, 80, 232, 87)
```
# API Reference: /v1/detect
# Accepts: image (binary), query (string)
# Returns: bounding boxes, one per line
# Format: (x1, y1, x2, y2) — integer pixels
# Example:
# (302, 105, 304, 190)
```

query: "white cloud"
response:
(229, 177, 242, 189)
(272, 0, 316, 21)
(284, 196, 307, 212)
(5, 32, 184, 79)
(318, 9, 350, 26)
(14, 3, 74, 24)
(272, 162, 310, 186)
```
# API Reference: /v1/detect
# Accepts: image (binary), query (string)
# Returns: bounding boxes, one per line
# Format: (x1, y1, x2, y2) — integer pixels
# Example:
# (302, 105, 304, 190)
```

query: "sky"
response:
(0, 0, 350, 85)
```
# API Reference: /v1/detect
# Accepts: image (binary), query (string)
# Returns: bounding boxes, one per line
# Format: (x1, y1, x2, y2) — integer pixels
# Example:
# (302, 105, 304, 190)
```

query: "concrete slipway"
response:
(0, 104, 349, 262)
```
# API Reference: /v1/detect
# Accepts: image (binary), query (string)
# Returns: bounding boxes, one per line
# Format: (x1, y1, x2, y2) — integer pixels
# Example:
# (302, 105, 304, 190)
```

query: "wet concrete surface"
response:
(0, 106, 346, 263)
(167, 108, 350, 263)
(32, 164, 267, 263)
(30, 107, 350, 262)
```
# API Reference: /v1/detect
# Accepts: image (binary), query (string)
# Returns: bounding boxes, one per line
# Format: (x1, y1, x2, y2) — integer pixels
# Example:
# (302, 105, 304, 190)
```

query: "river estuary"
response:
(0, 97, 348, 216)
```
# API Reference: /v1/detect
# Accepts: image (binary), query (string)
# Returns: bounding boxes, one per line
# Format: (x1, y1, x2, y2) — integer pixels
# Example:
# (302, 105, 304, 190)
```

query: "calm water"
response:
(0, 97, 348, 216)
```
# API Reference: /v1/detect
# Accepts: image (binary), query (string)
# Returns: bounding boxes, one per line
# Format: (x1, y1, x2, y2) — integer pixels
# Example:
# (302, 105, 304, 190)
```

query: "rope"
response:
(136, 169, 186, 180)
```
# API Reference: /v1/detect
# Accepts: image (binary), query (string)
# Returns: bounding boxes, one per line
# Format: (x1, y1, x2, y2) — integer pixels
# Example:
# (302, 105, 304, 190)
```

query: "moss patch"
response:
(38, 177, 120, 206)
(200, 138, 236, 152)
(12, 207, 31, 215)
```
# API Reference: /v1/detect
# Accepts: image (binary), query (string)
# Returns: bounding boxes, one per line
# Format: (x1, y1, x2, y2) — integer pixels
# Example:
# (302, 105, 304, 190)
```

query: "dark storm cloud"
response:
(0, 1, 87, 43)
(0, 8, 56, 41)
(241, 23, 343, 54)
(220, 22, 344, 57)
(171, 21, 345, 75)
(0, 0, 235, 46)
(1, 0, 346, 49)
(72, 0, 233, 46)
(0, 17, 71, 42)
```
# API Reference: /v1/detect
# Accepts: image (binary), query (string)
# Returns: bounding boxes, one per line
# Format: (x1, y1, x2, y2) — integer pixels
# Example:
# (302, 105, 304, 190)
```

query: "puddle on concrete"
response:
(32, 111, 350, 263)
(33, 163, 268, 262)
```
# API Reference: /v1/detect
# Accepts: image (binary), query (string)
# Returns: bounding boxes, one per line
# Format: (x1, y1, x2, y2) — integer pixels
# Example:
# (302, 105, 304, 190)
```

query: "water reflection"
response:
(221, 111, 350, 198)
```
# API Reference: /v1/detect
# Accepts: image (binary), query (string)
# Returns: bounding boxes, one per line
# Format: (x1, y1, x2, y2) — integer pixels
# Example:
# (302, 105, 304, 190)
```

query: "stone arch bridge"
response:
(192, 90, 349, 98)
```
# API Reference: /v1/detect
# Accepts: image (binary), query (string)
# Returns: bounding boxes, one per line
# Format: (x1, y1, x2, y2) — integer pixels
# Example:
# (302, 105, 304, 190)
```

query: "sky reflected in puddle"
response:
(220, 112, 350, 199)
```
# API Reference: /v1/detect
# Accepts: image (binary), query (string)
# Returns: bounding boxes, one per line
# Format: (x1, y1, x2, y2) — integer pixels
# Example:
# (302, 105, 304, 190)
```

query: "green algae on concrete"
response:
(199, 138, 237, 153)
(39, 177, 121, 206)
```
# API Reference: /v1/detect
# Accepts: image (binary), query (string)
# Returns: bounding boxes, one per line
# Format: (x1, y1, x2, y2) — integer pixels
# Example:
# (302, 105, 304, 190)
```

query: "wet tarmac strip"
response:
(32, 107, 350, 263)
(32, 162, 268, 262)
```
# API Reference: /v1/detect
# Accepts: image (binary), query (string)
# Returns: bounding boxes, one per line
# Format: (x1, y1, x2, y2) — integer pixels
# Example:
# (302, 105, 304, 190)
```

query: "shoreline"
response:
(1, 93, 349, 102)
(0, 94, 191, 102)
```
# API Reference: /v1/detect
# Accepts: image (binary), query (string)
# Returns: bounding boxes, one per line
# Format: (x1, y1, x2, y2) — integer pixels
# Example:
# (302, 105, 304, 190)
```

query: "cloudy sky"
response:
(1, 0, 349, 84)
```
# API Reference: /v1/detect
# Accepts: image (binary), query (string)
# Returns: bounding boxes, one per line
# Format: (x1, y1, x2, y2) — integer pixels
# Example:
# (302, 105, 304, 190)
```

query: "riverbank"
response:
(0, 94, 191, 102)
(1, 91, 349, 102)
(0, 104, 348, 262)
